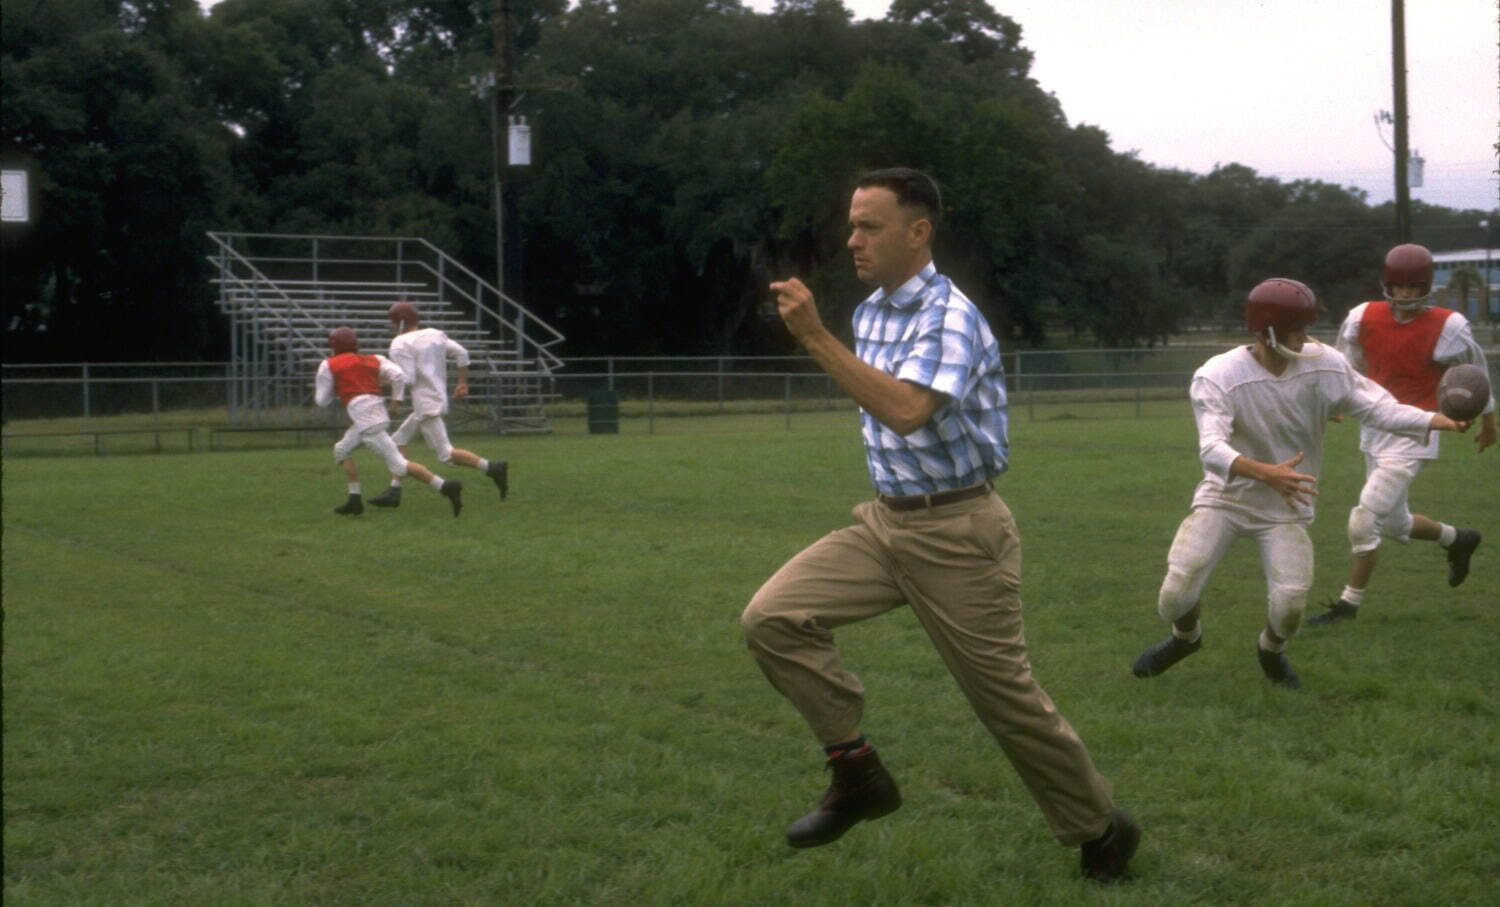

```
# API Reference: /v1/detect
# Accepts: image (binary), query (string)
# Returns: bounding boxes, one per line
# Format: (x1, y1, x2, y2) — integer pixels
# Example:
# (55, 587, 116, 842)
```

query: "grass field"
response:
(4, 407, 1497, 905)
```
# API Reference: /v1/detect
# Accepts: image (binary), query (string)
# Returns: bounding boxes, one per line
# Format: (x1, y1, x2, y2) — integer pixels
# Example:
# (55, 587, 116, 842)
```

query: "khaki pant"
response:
(740, 490, 1115, 845)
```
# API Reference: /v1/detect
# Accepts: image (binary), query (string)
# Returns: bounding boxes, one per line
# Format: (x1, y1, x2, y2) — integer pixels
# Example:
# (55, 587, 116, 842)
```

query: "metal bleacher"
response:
(206, 232, 564, 433)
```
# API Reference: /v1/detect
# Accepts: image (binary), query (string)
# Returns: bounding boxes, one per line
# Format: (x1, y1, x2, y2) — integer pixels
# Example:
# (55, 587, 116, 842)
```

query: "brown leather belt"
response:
(877, 483, 991, 511)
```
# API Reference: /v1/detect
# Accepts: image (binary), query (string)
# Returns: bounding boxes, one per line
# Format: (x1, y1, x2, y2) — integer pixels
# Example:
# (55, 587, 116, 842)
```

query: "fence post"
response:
(82, 363, 91, 428)
(648, 373, 656, 435)
(1135, 383, 1142, 418)
(785, 375, 792, 430)
(152, 378, 161, 425)
(608, 358, 616, 391)
(718, 357, 726, 413)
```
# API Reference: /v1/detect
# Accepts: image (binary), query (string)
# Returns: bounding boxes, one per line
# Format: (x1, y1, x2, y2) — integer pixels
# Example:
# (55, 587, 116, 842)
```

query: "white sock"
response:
(389, 480, 402, 489)
(1437, 524, 1457, 547)
(430, 476, 445, 491)
(476, 458, 490, 472)
(347, 483, 361, 495)
(1340, 586, 1365, 607)
(1258, 628, 1286, 653)
(1172, 621, 1203, 644)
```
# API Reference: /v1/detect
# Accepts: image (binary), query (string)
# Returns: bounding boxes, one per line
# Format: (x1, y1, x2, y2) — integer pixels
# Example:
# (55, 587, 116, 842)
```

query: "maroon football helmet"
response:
(1246, 278, 1320, 359)
(1380, 244, 1434, 311)
(328, 326, 360, 354)
(388, 301, 420, 330)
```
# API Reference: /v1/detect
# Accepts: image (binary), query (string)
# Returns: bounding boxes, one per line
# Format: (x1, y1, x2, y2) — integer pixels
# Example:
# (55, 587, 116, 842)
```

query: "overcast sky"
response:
(823, 0, 1498, 212)
(198, 0, 1498, 212)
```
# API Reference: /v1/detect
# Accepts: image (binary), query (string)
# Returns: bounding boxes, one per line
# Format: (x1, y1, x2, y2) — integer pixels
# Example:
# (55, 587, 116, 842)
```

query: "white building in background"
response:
(1432, 248, 1499, 321)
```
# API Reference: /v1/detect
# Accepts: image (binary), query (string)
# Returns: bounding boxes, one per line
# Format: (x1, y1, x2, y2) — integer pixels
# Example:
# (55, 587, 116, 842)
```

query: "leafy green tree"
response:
(2, 0, 232, 360)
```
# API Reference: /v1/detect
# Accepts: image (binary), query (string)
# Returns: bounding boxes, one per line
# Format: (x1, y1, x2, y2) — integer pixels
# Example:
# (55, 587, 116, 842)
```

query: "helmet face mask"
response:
(328, 326, 360, 354)
(1246, 278, 1322, 360)
(1380, 244, 1434, 312)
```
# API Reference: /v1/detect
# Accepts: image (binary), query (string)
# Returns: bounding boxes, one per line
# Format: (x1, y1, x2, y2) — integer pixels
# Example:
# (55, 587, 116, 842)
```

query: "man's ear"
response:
(909, 217, 932, 249)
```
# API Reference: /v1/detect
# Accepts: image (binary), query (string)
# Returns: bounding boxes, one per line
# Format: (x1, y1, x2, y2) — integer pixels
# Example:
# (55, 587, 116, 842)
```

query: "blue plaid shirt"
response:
(853, 261, 1010, 496)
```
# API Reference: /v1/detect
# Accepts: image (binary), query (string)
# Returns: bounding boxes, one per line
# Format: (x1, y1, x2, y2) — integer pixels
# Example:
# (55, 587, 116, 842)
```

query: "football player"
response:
(315, 326, 463, 517)
(1310, 244, 1496, 625)
(367, 302, 509, 509)
(1131, 279, 1470, 689)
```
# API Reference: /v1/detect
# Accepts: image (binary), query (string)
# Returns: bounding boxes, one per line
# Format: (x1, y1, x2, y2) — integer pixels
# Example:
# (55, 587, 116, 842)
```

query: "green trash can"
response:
(587, 389, 620, 434)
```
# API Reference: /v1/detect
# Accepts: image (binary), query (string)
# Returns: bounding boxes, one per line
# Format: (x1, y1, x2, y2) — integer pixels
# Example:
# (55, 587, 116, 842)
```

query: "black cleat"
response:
(333, 495, 363, 516)
(1257, 646, 1301, 690)
(440, 480, 463, 518)
(1132, 634, 1202, 678)
(786, 747, 902, 849)
(487, 460, 509, 500)
(1446, 528, 1481, 588)
(368, 486, 402, 508)
(1081, 809, 1142, 883)
(1307, 598, 1358, 626)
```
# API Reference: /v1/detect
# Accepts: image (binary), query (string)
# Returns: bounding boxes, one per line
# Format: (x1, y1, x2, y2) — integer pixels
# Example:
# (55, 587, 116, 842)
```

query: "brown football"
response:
(1436, 363, 1491, 422)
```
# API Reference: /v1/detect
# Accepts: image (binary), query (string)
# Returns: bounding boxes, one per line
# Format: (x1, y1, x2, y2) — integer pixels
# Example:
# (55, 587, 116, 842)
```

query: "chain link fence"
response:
(6, 347, 1496, 452)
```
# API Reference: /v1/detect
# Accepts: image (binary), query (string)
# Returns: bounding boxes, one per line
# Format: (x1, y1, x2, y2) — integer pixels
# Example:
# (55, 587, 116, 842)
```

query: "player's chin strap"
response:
(1267, 326, 1324, 360)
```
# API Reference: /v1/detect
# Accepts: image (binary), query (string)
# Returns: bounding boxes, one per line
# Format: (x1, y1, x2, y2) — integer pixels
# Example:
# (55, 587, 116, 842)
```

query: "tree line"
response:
(2, 0, 1493, 362)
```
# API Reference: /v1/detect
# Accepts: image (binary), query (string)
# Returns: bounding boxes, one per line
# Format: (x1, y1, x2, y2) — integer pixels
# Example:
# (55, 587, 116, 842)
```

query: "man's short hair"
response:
(856, 168, 942, 228)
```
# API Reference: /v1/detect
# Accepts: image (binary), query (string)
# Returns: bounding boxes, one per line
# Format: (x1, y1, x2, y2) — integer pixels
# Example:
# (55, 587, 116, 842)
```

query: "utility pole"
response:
(491, 0, 514, 303)
(1390, 0, 1411, 243)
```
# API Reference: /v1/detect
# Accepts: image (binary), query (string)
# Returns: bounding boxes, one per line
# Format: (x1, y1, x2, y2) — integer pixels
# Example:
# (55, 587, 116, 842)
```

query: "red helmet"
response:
(328, 326, 359, 354)
(388, 301, 420, 329)
(1246, 278, 1317, 337)
(1381, 243, 1434, 310)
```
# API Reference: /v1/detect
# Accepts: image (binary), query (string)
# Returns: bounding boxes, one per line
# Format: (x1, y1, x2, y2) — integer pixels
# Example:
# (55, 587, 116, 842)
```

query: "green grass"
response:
(4, 410, 1497, 905)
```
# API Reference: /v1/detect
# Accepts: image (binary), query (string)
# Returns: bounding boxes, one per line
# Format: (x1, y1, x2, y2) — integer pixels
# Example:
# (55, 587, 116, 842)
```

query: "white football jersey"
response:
(1188, 343, 1433, 522)
(388, 327, 471, 416)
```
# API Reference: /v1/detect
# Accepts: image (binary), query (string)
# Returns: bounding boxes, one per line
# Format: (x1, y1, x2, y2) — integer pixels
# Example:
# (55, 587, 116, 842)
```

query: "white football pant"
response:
(1347, 454, 1421, 554)
(1157, 506, 1313, 640)
(333, 401, 409, 476)
(391, 412, 455, 463)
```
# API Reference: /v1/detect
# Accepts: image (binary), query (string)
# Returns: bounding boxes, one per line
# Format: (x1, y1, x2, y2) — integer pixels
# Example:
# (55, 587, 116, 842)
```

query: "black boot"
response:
(1257, 646, 1301, 690)
(785, 747, 902, 848)
(333, 494, 363, 516)
(1447, 528, 1481, 587)
(1132, 634, 1201, 678)
(440, 480, 463, 518)
(1080, 809, 1142, 882)
(369, 486, 402, 508)
(487, 460, 509, 500)
(1307, 598, 1357, 625)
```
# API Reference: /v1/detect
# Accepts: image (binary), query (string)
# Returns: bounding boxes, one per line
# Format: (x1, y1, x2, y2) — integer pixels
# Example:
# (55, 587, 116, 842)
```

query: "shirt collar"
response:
(871, 261, 937, 310)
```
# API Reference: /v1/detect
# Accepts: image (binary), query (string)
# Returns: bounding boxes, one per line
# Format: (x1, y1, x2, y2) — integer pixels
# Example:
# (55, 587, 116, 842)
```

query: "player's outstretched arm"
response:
(1230, 451, 1318, 510)
(1427, 413, 1471, 434)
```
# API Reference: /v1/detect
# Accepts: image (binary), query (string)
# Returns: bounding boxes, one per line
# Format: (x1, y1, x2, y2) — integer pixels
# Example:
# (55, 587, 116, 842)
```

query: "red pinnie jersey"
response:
(326, 352, 384, 405)
(1358, 301, 1452, 409)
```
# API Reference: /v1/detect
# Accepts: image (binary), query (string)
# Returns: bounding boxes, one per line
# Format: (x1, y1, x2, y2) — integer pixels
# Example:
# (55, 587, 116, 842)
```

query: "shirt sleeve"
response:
(445, 337, 471, 369)
(1190, 373, 1240, 480)
(377, 355, 407, 401)
(893, 298, 972, 401)
(1334, 360, 1435, 438)
(314, 361, 335, 407)
(384, 344, 410, 402)
(389, 336, 415, 382)
(1435, 313, 1495, 415)
(1335, 304, 1367, 374)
